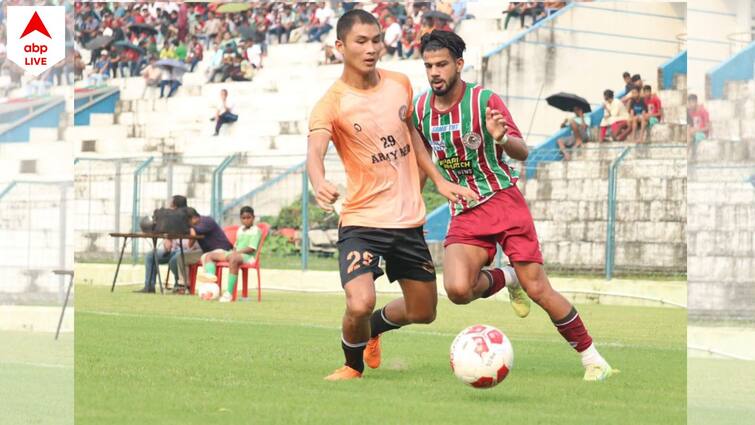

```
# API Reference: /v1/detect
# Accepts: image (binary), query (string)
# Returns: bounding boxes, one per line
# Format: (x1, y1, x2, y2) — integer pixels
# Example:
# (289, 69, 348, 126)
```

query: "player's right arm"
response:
(407, 120, 478, 204)
(307, 131, 340, 212)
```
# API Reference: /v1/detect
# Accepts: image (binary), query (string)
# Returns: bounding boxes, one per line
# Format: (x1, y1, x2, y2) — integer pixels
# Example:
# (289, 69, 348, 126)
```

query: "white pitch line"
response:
(0, 360, 72, 369)
(79, 310, 683, 351)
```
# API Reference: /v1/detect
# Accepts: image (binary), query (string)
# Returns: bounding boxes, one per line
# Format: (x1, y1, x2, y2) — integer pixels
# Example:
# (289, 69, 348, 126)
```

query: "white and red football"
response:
(450, 324, 514, 389)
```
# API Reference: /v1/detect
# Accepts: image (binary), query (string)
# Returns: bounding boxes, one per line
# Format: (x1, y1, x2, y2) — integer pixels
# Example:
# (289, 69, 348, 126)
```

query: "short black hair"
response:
(420, 30, 466, 59)
(631, 74, 641, 82)
(630, 86, 639, 92)
(240, 206, 255, 216)
(184, 207, 200, 218)
(622, 72, 630, 78)
(603, 89, 614, 99)
(336, 9, 380, 41)
(171, 195, 187, 208)
(642, 84, 652, 91)
(688, 94, 698, 101)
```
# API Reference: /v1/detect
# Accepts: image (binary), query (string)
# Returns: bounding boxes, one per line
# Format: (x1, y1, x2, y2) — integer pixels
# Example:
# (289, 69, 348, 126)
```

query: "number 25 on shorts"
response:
(346, 250, 375, 274)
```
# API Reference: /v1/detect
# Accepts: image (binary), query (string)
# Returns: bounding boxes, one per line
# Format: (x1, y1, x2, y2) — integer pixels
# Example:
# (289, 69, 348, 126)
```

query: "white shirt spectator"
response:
(601, 99, 629, 126)
(384, 22, 402, 48)
(315, 4, 334, 26)
(247, 44, 262, 68)
(217, 96, 235, 114)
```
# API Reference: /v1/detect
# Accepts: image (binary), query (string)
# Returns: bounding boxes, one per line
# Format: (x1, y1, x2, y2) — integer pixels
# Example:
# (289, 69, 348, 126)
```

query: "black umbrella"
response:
(424, 10, 453, 21)
(129, 23, 158, 35)
(546, 92, 592, 113)
(155, 59, 190, 72)
(84, 35, 113, 50)
(113, 40, 146, 55)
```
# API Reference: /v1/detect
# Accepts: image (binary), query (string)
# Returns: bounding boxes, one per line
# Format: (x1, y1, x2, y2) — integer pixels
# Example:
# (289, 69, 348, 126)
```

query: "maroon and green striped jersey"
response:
(412, 82, 522, 216)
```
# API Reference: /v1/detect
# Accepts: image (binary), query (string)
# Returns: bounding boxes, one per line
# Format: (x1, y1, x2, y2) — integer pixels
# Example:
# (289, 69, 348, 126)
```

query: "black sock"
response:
(369, 307, 401, 338)
(341, 339, 366, 373)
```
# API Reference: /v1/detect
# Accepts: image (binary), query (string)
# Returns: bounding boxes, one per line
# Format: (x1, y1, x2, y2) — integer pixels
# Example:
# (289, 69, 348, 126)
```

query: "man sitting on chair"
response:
(197, 206, 261, 303)
(178, 208, 233, 292)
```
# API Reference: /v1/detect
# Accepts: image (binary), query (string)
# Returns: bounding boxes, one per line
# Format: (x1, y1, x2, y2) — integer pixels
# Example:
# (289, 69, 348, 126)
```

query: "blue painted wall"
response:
(0, 100, 64, 143)
(74, 89, 120, 126)
(707, 42, 755, 99)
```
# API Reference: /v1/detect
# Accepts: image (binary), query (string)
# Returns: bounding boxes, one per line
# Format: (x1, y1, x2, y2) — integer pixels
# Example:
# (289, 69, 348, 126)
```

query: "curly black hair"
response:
(419, 30, 466, 59)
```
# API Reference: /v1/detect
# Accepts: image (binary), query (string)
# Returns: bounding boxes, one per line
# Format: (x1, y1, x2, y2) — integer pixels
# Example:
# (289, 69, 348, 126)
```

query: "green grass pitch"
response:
(1, 330, 73, 425)
(74, 284, 686, 424)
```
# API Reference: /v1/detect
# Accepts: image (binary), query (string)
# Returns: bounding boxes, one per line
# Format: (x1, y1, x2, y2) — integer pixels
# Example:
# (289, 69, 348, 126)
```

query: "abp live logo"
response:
(6, 6, 65, 76)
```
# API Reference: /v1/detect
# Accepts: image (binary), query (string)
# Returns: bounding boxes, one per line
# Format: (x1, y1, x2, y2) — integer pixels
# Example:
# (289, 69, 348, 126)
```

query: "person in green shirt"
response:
(175, 40, 188, 62)
(197, 206, 262, 303)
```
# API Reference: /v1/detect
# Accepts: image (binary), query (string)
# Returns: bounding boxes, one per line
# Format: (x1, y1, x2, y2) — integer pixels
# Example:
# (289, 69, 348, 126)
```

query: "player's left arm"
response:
(486, 94, 528, 161)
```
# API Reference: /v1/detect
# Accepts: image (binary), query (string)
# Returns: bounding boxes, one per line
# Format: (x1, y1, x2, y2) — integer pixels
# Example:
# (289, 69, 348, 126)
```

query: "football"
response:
(197, 283, 220, 301)
(450, 324, 514, 389)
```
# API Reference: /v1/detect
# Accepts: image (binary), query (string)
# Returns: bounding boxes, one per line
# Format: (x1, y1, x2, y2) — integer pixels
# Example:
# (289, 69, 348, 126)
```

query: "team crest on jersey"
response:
(462, 132, 482, 150)
(399, 105, 407, 120)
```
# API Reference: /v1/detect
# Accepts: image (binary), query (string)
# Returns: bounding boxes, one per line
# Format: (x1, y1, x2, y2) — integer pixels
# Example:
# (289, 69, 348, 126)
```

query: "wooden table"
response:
(108, 232, 204, 294)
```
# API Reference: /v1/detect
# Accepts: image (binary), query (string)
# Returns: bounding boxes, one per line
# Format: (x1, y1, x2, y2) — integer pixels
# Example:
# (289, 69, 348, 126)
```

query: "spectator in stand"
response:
(159, 40, 177, 59)
(203, 11, 222, 48)
(278, 4, 296, 44)
(622, 73, 642, 104)
(642, 84, 662, 135)
(687, 94, 710, 144)
(174, 39, 188, 62)
(535, 2, 566, 22)
(212, 88, 238, 136)
(74, 51, 86, 81)
(307, 2, 334, 42)
(401, 16, 419, 59)
(503, 2, 526, 30)
(627, 86, 648, 143)
(187, 36, 204, 72)
(141, 56, 161, 97)
(521, 2, 544, 27)
(159, 66, 182, 98)
(599, 89, 630, 142)
(383, 14, 403, 59)
(622, 71, 632, 92)
(388, 2, 408, 23)
(88, 50, 110, 86)
(557, 105, 590, 160)
(246, 39, 263, 70)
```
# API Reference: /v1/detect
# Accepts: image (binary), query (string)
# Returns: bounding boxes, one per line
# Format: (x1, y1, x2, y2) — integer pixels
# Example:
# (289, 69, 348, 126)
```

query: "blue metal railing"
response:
(221, 159, 306, 218)
(605, 147, 633, 280)
(706, 41, 755, 99)
(211, 154, 238, 222)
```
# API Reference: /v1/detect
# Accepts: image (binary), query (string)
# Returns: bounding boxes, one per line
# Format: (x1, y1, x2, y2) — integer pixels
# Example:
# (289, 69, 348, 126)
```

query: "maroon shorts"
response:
(444, 186, 544, 265)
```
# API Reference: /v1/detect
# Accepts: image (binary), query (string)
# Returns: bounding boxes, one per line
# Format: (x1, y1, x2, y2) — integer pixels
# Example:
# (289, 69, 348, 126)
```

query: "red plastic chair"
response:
(215, 222, 270, 302)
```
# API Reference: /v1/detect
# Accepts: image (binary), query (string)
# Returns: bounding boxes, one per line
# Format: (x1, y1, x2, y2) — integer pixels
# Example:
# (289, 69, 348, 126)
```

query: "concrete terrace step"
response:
(690, 138, 755, 162)
(527, 196, 687, 222)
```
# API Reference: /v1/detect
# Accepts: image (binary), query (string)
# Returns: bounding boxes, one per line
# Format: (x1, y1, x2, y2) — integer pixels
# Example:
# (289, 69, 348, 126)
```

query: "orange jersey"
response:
(309, 69, 425, 229)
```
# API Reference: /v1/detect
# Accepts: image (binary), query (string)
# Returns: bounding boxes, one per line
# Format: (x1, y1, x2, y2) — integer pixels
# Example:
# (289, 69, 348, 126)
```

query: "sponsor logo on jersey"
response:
(431, 123, 461, 134)
(438, 156, 473, 176)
